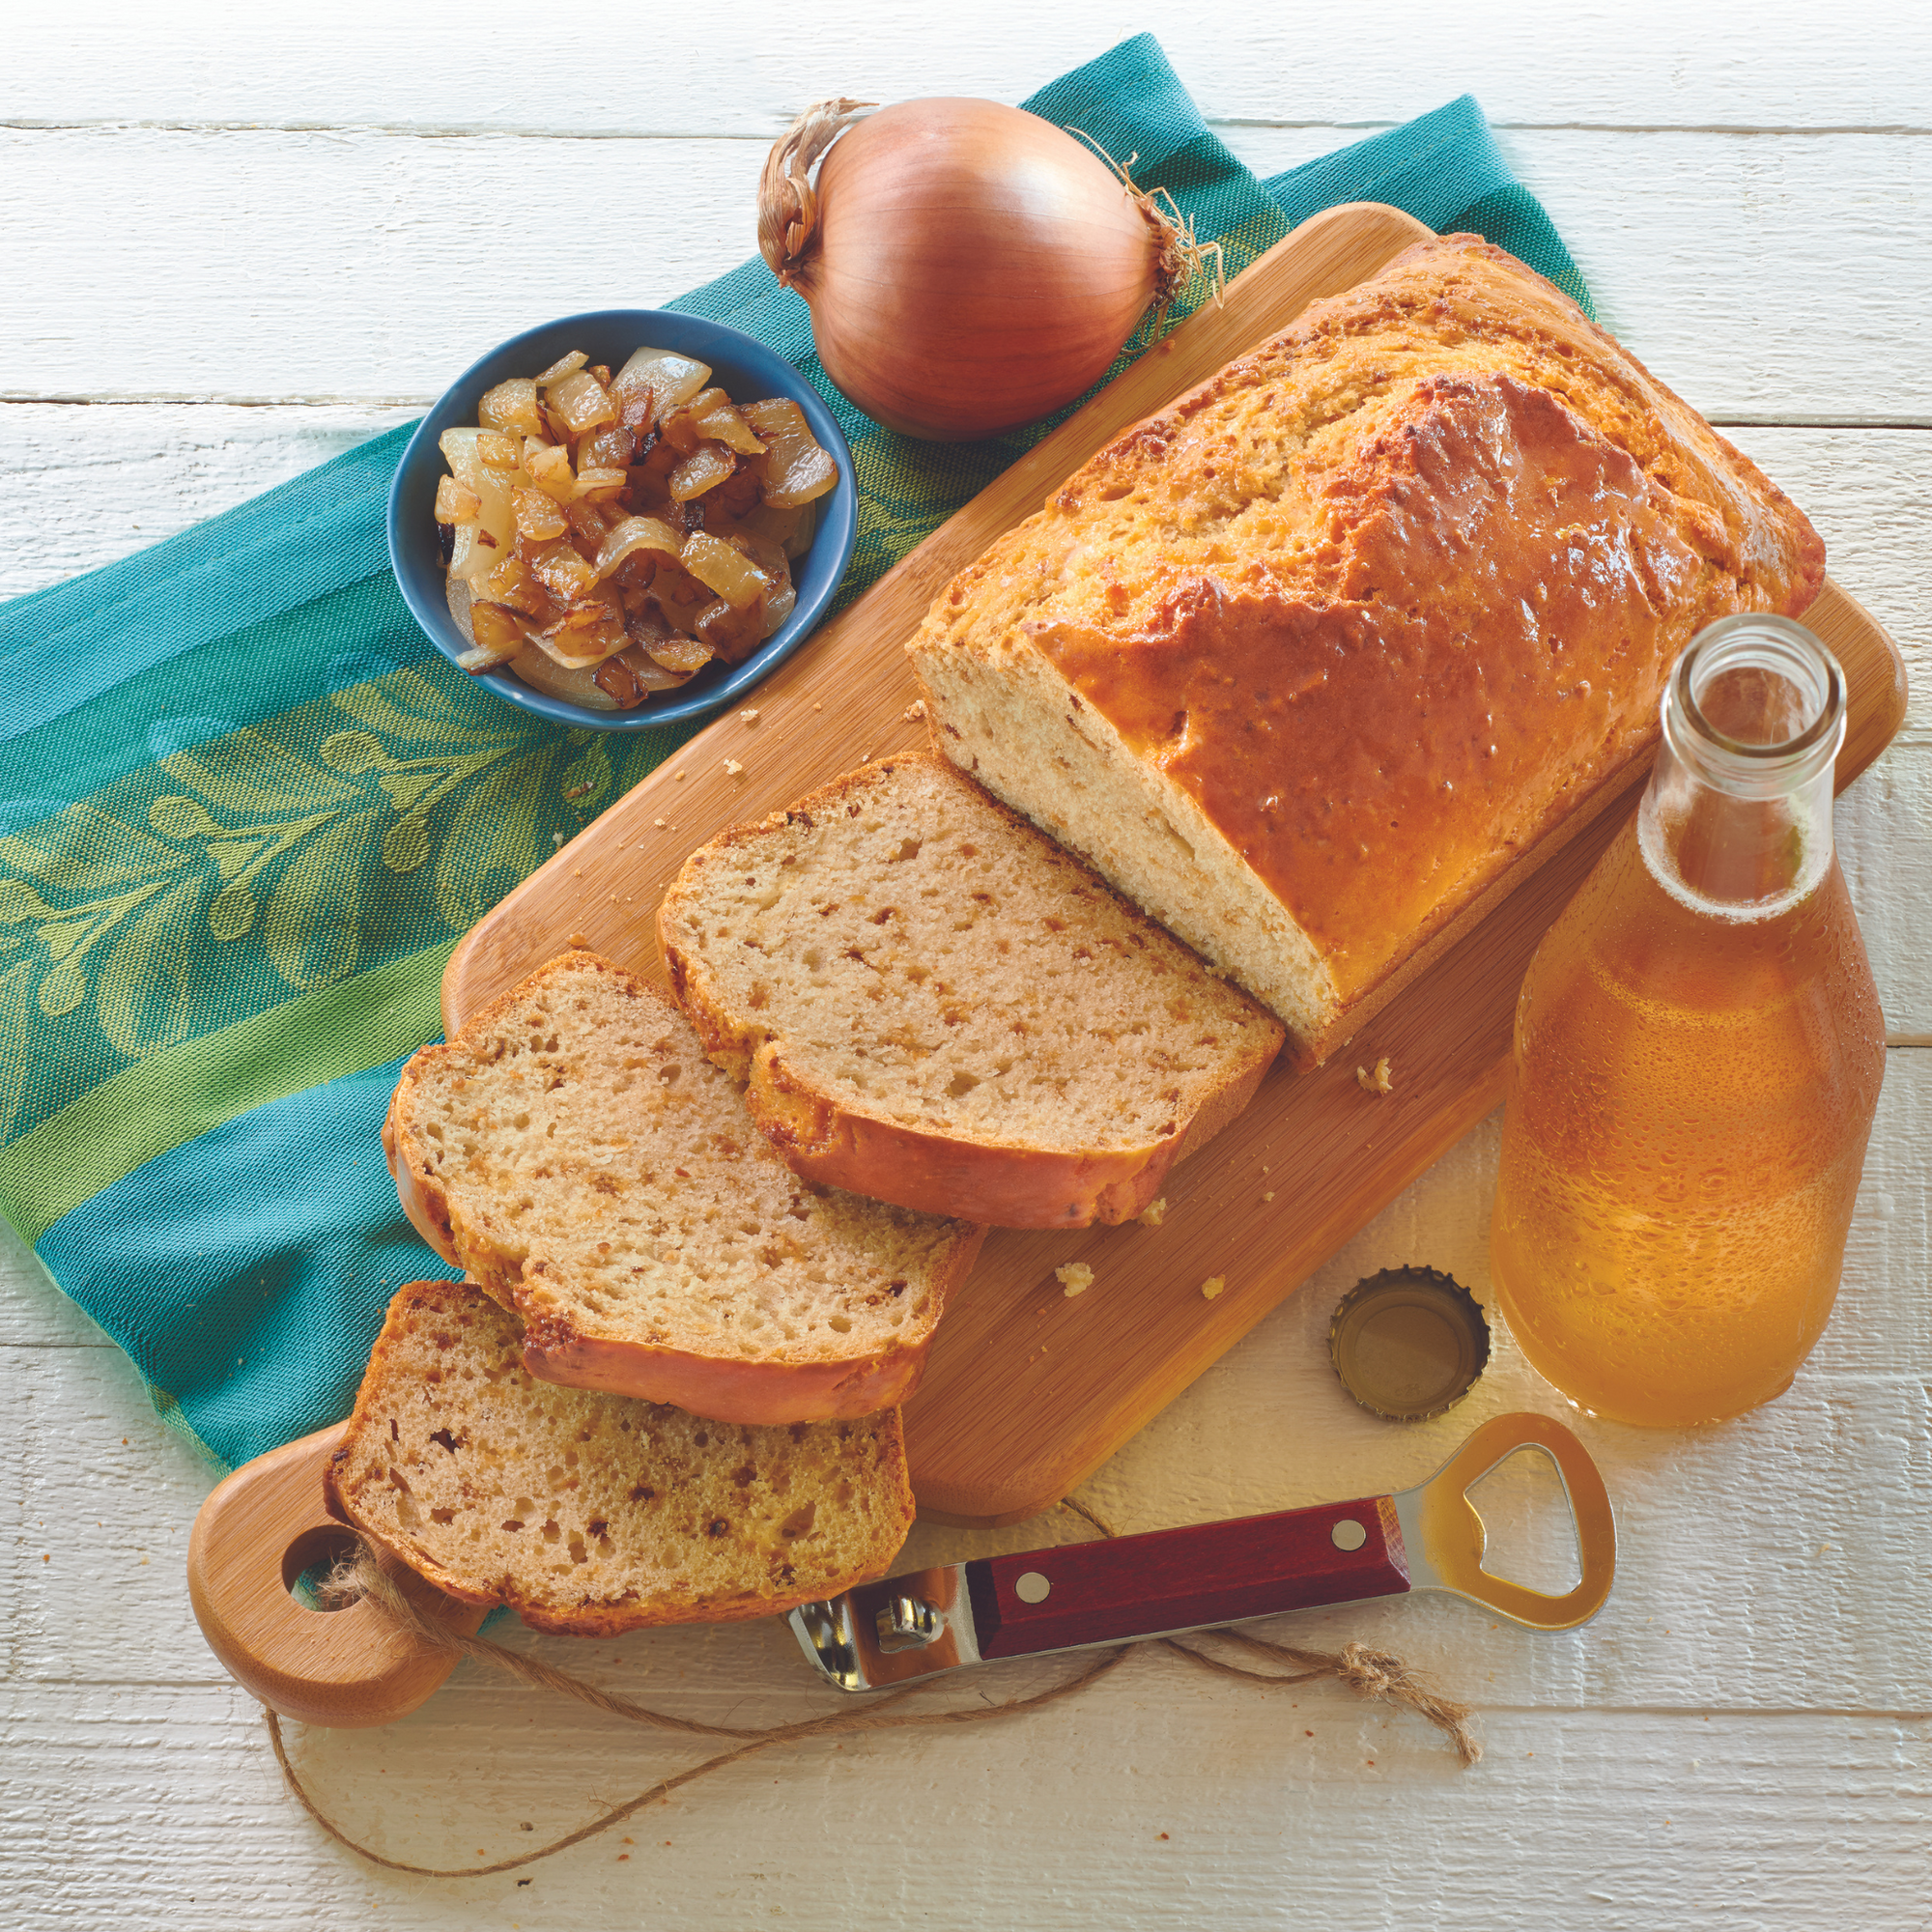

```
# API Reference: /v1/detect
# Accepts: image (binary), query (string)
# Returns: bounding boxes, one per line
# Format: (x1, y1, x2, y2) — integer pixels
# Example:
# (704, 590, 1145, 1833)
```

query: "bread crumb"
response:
(674, 769, 686, 781)
(1356, 1056, 1394, 1095)
(653, 817, 667, 828)
(724, 758, 744, 777)
(740, 708, 759, 723)
(1139, 1196, 1168, 1229)
(1201, 1276, 1225, 1300)
(568, 931, 588, 948)
(902, 697, 927, 723)
(1262, 1191, 1274, 1203)
(1056, 1263, 1094, 1297)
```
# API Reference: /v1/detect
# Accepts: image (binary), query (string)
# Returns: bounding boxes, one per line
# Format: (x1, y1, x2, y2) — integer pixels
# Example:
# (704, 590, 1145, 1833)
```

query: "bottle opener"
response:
(788, 1410, 1615, 1691)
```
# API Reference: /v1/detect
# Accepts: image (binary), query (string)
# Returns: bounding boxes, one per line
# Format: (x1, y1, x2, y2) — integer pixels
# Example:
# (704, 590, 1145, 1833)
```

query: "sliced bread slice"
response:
(384, 951, 984, 1423)
(659, 752, 1286, 1228)
(326, 1279, 914, 1634)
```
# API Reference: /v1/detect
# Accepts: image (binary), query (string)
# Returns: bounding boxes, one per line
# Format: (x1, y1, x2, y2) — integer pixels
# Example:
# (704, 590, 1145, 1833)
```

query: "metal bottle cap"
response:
(1328, 1266, 1491, 1421)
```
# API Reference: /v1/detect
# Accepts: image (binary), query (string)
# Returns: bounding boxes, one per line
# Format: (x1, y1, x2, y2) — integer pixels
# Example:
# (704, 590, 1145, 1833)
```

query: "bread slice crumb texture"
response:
(663, 753, 1283, 1158)
(391, 952, 980, 1393)
(327, 1281, 913, 1634)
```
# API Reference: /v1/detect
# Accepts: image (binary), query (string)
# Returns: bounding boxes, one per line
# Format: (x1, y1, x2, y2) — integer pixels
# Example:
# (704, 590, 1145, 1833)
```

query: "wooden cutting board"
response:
(442, 201, 1908, 1527)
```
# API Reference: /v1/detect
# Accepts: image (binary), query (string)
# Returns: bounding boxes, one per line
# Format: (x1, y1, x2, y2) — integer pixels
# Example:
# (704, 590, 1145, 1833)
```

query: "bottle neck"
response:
(1637, 615, 1845, 923)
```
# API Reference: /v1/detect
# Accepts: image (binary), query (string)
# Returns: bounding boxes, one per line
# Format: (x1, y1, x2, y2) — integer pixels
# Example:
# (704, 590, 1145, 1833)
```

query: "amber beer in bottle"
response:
(1490, 616, 1884, 1426)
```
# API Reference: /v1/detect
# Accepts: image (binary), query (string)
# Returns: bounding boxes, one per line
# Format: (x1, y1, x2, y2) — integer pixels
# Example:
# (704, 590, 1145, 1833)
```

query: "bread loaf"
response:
(326, 1279, 913, 1634)
(908, 235, 1826, 1065)
(660, 752, 1283, 1227)
(384, 951, 984, 1423)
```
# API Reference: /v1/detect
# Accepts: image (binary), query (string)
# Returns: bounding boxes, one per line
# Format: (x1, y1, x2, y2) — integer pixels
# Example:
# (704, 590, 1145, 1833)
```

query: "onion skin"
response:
(777, 99, 1167, 442)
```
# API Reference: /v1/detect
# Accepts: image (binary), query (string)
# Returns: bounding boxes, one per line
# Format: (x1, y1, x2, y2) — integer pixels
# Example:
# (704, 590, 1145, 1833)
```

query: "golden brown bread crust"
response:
(513, 1293, 944, 1425)
(659, 754, 1283, 1227)
(384, 952, 986, 1423)
(910, 234, 1826, 1065)
(382, 1089, 459, 1265)
(324, 1280, 916, 1634)
(737, 1037, 1257, 1227)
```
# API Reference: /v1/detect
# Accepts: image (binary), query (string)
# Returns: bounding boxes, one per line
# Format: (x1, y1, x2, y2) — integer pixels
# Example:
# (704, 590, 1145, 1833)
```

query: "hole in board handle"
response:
(281, 1525, 362, 1614)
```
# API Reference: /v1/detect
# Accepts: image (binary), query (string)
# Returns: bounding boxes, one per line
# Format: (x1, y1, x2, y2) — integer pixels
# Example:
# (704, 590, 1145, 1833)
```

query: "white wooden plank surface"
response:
(0, 405, 418, 601)
(4, 1677, 1926, 1931)
(6, 1680, 1932, 1931)
(3, 4, 1929, 1925)
(9, 126, 1930, 422)
(7, 0, 1929, 132)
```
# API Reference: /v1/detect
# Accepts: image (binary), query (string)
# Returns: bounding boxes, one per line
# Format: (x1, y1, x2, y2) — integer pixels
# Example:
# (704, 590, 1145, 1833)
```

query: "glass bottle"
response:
(1489, 615, 1885, 1426)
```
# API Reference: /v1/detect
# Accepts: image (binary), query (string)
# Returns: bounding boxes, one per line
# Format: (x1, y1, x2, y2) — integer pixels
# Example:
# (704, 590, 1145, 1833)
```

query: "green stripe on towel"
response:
(0, 938, 451, 1243)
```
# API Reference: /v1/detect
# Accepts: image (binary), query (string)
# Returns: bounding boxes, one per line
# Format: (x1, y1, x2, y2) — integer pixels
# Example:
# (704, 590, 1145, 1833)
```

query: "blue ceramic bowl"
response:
(387, 310, 857, 730)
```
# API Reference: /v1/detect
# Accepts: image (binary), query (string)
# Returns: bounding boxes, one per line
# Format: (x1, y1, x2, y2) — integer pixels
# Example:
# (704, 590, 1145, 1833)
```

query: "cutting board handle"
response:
(186, 1424, 492, 1728)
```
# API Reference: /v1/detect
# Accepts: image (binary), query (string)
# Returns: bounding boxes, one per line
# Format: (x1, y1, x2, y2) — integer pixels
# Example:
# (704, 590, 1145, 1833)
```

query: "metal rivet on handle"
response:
(1014, 1571, 1051, 1604)
(1330, 1520, 1368, 1552)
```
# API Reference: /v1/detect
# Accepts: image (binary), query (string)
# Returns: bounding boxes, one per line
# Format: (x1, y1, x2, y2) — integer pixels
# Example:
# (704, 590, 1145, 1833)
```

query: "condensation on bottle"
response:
(1489, 615, 1885, 1428)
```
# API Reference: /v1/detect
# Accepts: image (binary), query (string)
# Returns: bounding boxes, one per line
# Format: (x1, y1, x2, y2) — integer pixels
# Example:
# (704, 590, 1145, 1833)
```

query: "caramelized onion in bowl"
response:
(436, 343, 841, 711)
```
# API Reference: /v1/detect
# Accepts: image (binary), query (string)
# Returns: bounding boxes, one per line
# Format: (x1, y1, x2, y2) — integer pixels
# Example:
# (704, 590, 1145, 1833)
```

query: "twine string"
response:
(1044, 1495, 1480, 1763)
(271, 1509, 1481, 1878)
(268, 1629, 1132, 1880)
(1160, 1628, 1483, 1766)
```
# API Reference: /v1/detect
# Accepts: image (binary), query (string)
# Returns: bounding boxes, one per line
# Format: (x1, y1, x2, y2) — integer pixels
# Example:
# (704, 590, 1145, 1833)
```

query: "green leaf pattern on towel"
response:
(0, 187, 1265, 1146)
(0, 656, 642, 1143)
(97, 876, 214, 1057)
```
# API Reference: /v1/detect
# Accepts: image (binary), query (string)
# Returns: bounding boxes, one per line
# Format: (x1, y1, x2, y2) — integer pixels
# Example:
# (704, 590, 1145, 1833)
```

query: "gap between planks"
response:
(0, 393, 438, 409)
(11, 1677, 1932, 1724)
(7, 118, 1932, 139)
(10, 396, 1932, 432)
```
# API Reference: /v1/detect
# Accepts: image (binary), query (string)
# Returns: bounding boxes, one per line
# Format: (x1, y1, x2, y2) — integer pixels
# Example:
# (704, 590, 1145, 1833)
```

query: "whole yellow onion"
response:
(758, 98, 1211, 442)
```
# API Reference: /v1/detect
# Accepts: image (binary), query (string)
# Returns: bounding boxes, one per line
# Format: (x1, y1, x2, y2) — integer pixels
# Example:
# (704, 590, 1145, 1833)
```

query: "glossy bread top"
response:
(923, 235, 1825, 1007)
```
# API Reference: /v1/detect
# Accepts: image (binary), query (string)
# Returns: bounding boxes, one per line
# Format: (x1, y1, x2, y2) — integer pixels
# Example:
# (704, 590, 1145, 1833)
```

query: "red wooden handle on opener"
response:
(963, 1495, 1410, 1657)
